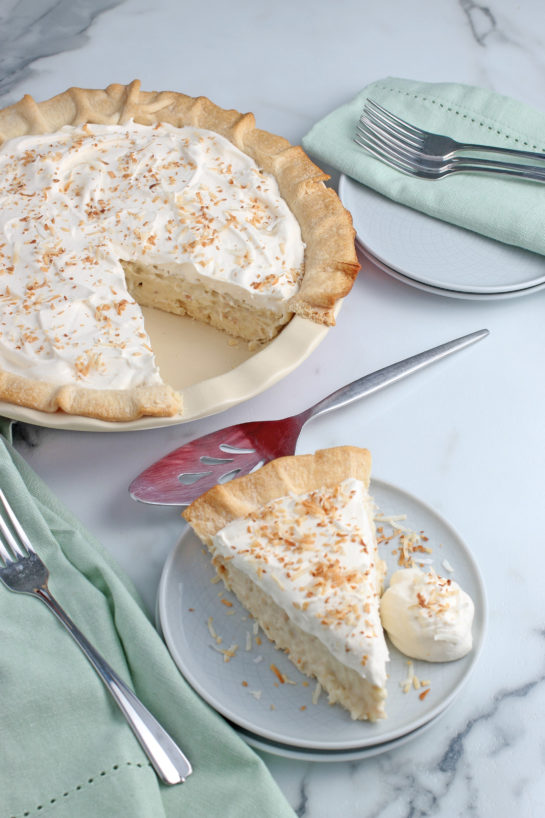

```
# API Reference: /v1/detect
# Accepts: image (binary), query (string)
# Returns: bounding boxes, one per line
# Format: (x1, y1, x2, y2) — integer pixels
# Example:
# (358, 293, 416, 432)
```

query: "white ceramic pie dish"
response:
(0, 308, 331, 431)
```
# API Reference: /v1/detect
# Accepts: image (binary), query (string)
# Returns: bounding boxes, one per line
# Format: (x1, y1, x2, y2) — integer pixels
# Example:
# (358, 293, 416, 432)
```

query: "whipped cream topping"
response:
(212, 478, 389, 688)
(380, 568, 474, 662)
(0, 122, 304, 390)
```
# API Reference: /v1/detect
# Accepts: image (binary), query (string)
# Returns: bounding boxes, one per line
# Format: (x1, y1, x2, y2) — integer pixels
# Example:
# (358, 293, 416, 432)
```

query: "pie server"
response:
(129, 328, 489, 506)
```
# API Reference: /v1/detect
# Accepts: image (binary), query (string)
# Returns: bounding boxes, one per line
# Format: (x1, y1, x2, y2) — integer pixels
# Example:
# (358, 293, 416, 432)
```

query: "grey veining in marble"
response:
(264, 639, 545, 817)
(0, 0, 124, 101)
(460, 0, 496, 46)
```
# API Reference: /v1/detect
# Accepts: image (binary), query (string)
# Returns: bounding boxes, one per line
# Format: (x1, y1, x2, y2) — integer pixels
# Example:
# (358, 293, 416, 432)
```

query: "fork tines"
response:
(364, 99, 424, 145)
(354, 98, 545, 183)
(355, 100, 424, 168)
(0, 488, 32, 562)
(354, 113, 423, 176)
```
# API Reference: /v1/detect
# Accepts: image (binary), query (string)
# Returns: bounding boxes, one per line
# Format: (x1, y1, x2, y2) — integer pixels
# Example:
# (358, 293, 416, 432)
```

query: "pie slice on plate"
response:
(183, 446, 389, 721)
(0, 81, 359, 420)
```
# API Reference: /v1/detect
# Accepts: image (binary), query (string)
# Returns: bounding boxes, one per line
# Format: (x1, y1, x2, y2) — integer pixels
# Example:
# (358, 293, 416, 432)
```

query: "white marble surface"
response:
(3, 0, 545, 815)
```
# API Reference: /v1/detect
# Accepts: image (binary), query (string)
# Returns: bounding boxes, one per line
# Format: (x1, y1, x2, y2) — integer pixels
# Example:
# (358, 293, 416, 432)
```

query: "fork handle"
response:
(454, 141, 545, 163)
(35, 587, 192, 785)
(306, 329, 489, 421)
(432, 155, 545, 181)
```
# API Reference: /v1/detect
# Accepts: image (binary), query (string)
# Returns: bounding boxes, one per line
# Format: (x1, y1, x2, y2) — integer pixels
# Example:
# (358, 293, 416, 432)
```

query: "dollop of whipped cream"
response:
(212, 478, 389, 688)
(0, 121, 304, 390)
(380, 568, 474, 662)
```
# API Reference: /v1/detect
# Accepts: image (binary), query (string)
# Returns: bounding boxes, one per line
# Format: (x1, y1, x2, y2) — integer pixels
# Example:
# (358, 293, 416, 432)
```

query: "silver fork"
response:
(355, 99, 545, 182)
(0, 487, 192, 786)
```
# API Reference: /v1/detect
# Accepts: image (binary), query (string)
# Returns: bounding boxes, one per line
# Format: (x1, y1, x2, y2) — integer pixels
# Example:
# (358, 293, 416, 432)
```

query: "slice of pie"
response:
(0, 81, 360, 421)
(183, 446, 389, 721)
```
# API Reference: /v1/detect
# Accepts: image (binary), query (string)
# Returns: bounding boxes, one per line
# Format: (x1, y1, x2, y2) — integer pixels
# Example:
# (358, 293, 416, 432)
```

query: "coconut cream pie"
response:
(0, 82, 359, 421)
(183, 446, 389, 721)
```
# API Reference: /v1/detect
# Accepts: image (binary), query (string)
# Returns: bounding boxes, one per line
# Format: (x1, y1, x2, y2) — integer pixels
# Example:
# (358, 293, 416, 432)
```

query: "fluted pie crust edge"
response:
(183, 445, 372, 541)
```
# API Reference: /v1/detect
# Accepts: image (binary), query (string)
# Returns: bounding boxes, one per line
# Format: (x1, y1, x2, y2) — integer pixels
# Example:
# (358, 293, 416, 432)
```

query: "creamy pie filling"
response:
(211, 478, 389, 689)
(0, 122, 305, 392)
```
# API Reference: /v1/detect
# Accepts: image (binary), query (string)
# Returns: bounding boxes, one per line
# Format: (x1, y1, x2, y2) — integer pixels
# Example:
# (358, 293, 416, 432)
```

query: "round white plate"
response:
(0, 308, 329, 432)
(236, 701, 451, 762)
(155, 592, 453, 762)
(338, 174, 545, 295)
(157, 478, 486, 751)
(357, 241, 545, 301)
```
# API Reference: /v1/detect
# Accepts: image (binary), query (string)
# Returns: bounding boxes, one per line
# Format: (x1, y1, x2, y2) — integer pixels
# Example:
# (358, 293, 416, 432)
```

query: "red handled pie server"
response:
(129, 329, 488, 506)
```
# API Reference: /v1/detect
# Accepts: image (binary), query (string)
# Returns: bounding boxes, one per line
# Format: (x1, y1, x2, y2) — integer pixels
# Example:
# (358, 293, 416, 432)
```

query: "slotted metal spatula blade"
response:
(129, 329, 489, 505)
(129, 416, 306, 505)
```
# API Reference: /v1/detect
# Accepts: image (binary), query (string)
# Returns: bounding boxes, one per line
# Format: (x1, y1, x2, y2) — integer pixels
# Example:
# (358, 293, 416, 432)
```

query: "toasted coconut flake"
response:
(207, 616, 217, 639)
(211, 642, 239, 662)
(400, 660, 415, 693)
(270, 663, 285, 683)
(419, 688, 431, 701)
(271, 573, 286, 591)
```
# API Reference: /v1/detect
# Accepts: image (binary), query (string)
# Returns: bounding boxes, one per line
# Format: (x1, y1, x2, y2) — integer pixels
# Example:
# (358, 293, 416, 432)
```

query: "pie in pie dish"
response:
(183, 446, 389, 721)
(0, 81, 360, 421)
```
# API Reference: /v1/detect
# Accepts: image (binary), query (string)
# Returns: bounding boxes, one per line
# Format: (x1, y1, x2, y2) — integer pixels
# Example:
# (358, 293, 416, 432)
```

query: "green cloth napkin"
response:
(0, 431, 296, 818)
(302, 76, 545, 256)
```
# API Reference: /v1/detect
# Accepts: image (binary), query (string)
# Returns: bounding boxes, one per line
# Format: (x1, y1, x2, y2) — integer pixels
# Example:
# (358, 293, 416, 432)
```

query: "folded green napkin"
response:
(302, 76, 545, 256)
(0, 431, 296, 818)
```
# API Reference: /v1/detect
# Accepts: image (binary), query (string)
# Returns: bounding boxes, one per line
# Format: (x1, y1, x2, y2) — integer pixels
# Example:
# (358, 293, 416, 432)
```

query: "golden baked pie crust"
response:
(183, 445, 372, 541)
(0, 81, 360, 421)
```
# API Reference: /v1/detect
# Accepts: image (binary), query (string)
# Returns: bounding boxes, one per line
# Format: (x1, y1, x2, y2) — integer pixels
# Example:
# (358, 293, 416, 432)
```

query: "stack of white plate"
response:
(339, 175, 545, 300)
(156, 480, 486, 762)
